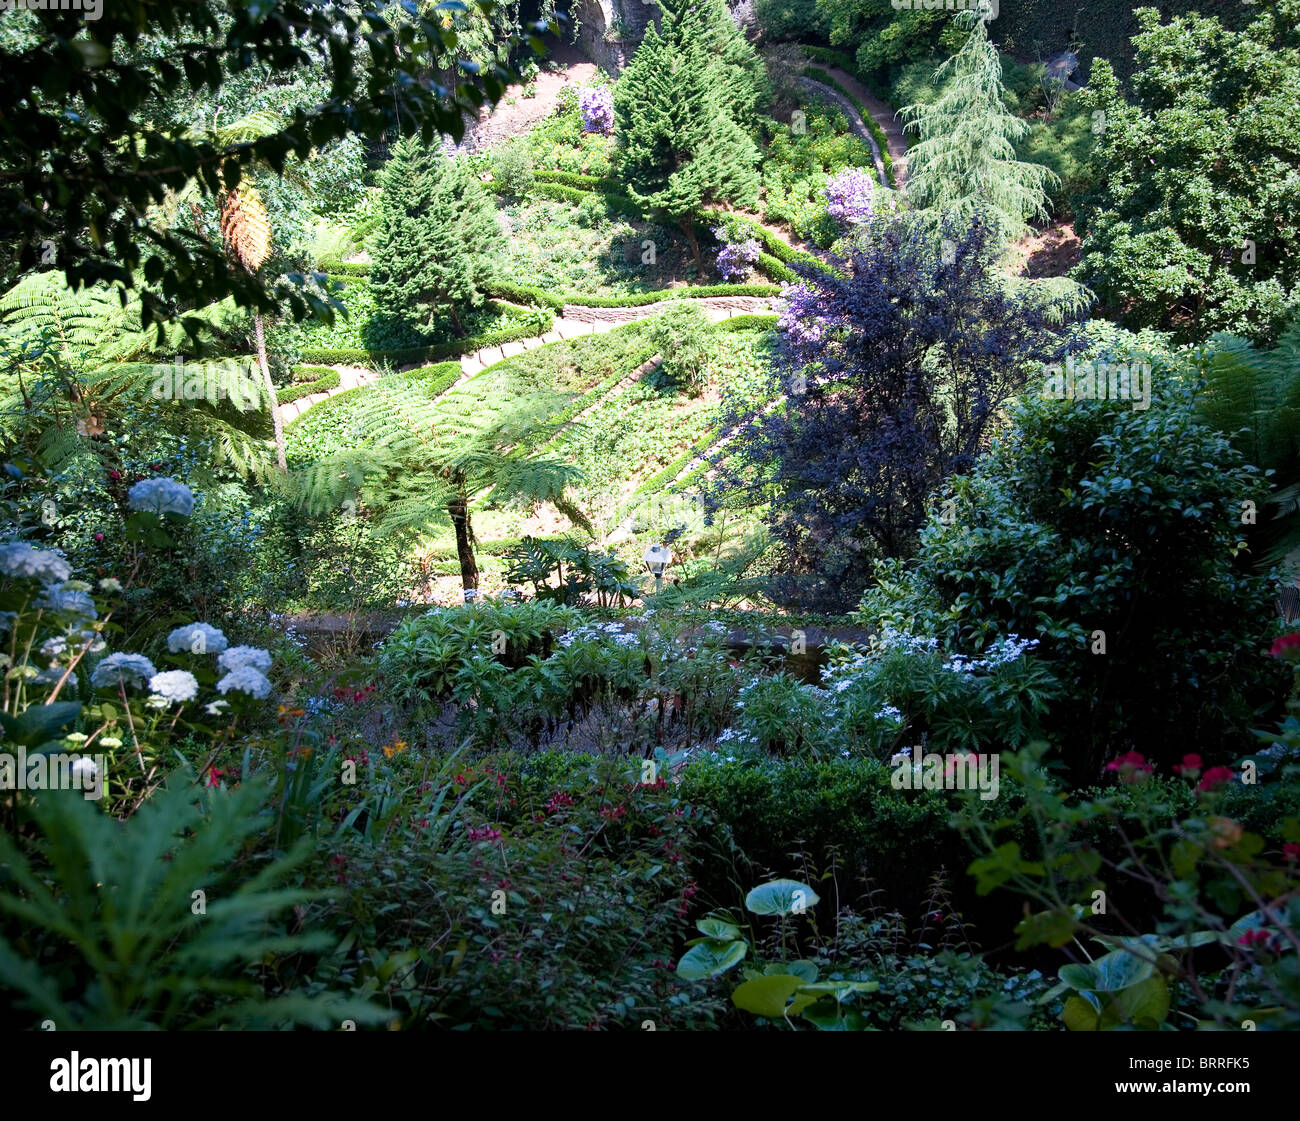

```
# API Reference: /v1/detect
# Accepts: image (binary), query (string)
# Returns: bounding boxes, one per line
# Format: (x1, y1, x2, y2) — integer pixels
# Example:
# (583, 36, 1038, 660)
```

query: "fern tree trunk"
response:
(448, 483, 478, 597)
(254, 312, 287, 472)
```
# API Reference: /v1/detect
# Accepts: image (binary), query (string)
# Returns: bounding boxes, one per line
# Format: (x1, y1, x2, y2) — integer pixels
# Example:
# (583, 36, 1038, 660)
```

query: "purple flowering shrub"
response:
(712, 223, 761, 281)
(824, 168, 874, 226)
(579, 86, 615, 135)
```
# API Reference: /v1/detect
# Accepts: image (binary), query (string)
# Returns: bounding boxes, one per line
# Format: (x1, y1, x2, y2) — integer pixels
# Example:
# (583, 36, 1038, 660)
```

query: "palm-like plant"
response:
(298, 369, 590, 596)
(0, 270, 279, 483)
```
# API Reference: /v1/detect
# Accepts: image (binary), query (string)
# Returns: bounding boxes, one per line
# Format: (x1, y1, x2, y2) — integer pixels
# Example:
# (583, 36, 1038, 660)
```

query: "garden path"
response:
(284, 294, 777, 422)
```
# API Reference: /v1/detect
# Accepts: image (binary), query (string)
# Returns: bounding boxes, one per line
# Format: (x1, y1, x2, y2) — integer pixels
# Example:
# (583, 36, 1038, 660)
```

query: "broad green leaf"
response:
(695, 917, 742, 942)
(731, 974, 804, 1018)
(744, 878, 819, 916)
(675, 938, 746, 980)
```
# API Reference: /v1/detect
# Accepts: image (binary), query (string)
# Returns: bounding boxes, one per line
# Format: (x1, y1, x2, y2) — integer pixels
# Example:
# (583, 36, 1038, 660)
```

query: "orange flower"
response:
(382, 739, 408, 759)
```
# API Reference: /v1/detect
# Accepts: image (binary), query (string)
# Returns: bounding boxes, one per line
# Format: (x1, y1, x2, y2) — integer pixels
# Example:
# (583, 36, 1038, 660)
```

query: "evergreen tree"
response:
(614, 0, 761, 270)
(899, 16, 1057, 245)
(370, 138, 503, 339)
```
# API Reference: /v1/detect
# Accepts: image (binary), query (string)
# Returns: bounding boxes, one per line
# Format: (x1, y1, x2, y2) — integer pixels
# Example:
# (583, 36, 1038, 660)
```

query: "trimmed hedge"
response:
(715, 314, 779, 332)
(756, 252, 798, 283)
(486, 279, 567, 311)
(400, 360, 463, 399)
(276, 372, 341, 404)
(299, 311, 556, 369)
(283, 382, 370, 428)
(293, 364, 336, 383)
(559, 283, 780, 308)
(533, 169, 624, 193)
(804, 65, 896, 188)
(318, 260, 370, 276)
(703, 209, 833, 277)
(532, 180, 645, 218)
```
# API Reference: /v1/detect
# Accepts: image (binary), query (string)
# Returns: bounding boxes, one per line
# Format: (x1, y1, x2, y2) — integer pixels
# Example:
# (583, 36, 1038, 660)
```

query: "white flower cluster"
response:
(127, 476, 195, 517)
(943, 634, 1039, 676)
(149, 669, 199, 704)
(0, 541, 71, 584)
(167, 622, 228, 654)
(875, 704, 903, 723)
(217, 666, 272, 699)
(558, 622, 641, 650)
(218, 645, 272, 673)
(873, 627, 939, 655)
(91, 652, 157, 690)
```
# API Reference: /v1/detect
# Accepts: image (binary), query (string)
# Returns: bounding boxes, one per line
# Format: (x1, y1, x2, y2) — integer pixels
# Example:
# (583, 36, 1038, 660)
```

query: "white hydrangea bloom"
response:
(127, 477, 195, 516)
(166, 622, 228, 654)
(0, 541, 72, 583)
(216, 667, 272, 699)
(91, 653, 158, 690)
(148, 669, 199, 704)
(98, 577, 123, 594)
(217, 645, 272, 674)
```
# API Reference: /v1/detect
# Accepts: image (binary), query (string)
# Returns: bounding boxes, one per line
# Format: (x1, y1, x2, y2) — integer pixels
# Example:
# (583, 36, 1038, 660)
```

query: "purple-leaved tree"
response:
(708, 207, 1090, 611)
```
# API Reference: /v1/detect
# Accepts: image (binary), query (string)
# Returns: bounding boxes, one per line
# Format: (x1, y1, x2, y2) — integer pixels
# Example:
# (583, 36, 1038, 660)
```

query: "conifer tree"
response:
(899, 16, 1056, 244)
(614, 0, 761, 270)
(371, 138, 503, 339)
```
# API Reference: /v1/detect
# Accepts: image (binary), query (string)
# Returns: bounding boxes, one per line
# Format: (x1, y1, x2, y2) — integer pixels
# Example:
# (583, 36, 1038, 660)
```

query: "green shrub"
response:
(678, 755, 961, 913)
(293, 364, 337, 383)
(491, 138, 535, 199)
(861, 380, 1288, 777)
(314, 753, 728, 1029)
(645, 301, 719, 396)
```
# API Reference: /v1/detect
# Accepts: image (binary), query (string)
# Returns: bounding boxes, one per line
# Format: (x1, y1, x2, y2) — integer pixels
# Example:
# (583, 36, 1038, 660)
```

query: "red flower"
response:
(467, 826, 503, 843)
(1238, 928, 1272, 948)
(1172, 753, 1202, 775)
(206, 767, 223, 787)
(1283, 843, 1300, 862)
(1197, 766, 1235, 792)
(1270, 633, 1300, 659)
(1105, 751, 1153, 781)
(93, 532, 104, 542)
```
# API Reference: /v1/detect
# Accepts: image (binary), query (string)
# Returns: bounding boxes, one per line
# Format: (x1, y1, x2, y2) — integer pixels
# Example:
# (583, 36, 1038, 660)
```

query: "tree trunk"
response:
(682, 219, 703, 275)
(448, 491, 479, 597)
(448, 303, 465, 338)
(255, 312, 287, 472)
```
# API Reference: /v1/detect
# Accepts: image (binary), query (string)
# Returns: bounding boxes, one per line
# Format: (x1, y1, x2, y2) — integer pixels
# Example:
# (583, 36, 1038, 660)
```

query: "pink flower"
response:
(1270, 633, 1300, 659)
(1172, 753, 1202, 775)
(1282, 843, 1299, 863)
(1105, 751, 1153, 782)
(1197, 766, 1235, 792)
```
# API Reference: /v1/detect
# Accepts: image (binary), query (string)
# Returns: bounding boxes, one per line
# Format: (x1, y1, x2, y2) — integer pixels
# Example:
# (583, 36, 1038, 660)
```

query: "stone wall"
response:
(572, 0, 658, 75)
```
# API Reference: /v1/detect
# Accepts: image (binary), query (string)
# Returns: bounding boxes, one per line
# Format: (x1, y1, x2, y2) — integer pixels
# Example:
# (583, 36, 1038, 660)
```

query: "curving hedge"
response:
(317, 260, 370, 276)
(277, 371, 341, 404)
(293, 364, 337, 383)
(803, 65, 896, 188)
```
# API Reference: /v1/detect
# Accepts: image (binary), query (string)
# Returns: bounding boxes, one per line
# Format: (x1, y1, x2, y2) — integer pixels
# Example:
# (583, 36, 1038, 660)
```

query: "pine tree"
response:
(371, 138, 503, 339)
(899, 16, 1057, 244)
(614, 0, 761, 270)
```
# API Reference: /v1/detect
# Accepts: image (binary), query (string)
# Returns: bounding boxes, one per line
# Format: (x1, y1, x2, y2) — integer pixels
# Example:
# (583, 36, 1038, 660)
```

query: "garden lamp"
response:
(643, 543, 672, 594)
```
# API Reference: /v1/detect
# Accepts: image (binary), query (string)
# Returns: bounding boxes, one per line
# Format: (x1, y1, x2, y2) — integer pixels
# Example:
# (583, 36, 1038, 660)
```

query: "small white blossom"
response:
(204, 700, 230, 716)
(97, 578, 123, 594)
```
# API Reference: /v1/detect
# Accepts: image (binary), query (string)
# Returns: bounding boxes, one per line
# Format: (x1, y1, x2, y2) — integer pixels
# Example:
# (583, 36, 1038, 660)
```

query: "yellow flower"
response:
(383, 739, 408, 759)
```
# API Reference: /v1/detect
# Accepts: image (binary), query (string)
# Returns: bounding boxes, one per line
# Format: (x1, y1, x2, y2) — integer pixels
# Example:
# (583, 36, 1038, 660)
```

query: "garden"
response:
(1, 0, 1299, 1052)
